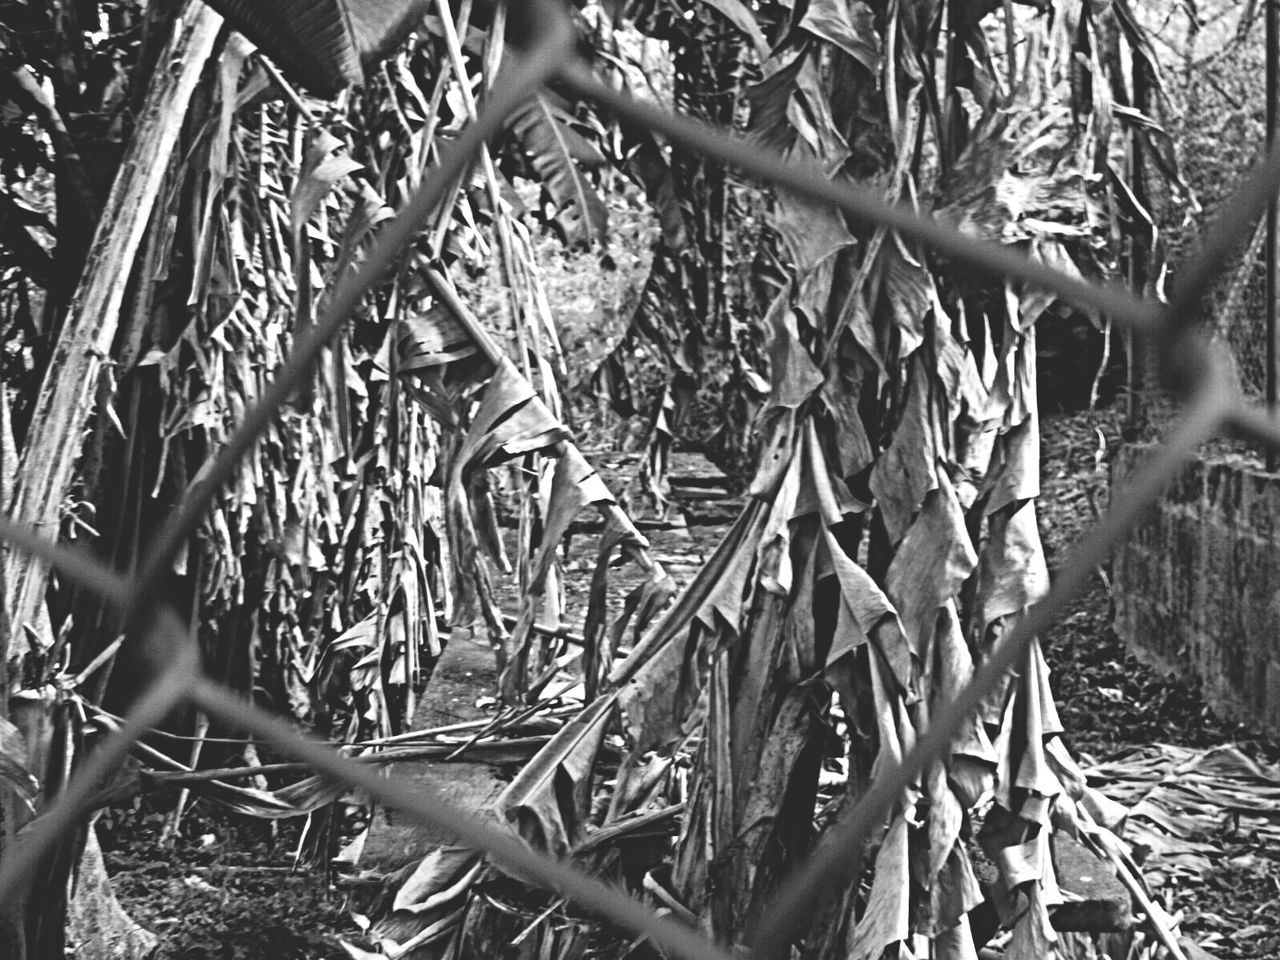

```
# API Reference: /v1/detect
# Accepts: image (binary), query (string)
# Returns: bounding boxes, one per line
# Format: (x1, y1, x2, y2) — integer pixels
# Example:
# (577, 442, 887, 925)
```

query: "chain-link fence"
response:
(2, 4, 1278, 960)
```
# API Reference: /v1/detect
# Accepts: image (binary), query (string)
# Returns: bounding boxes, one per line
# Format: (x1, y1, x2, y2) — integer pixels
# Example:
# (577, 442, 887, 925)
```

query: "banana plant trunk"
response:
(0, 6, 222, 958)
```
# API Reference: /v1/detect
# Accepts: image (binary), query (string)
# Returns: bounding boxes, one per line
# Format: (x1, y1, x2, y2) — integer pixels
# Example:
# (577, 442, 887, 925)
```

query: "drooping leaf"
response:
(980, 341, 1040, 513)
(205, 0, 434, 96)
(835, 287, 883, 375)
(991, 640, 1065, 813)
(755, 429, 806, 595)
(581, 514, 667, 701)
(819, 361, 875, 480)
(676, 642, 821, 934)
(509, 94, 608, 248)
(331, 181, 394, 281)
(935, 605, 997, 809)
(976, 499, 1049, 633)
(931, 773, 977, 916)
(1114, 105, 1194, 205)
(442, 358, 569, 641)
(795, 419, 862, 523)
(454, 358, 571, 474)
(343, 0, 433, 72)
(615, 500, 770, 752)
(191, 37, 250, 304)
(1014, 241, 1088, 331)
(201, 0, 362, 96)
(396, 304, 482, 372)
(885, 476, 977, 668)
(745, 48, 807, 155)
(879, 241, 933, 360)
(846, 814, 911, 960)
(604, 566, 678, 687)
(821, 527, 914, 695)
(764, 295, 825, 411)
(504, 449, 617, 695)
(800, 0, 881, 73)
(527, 450, 615, 592)
(291, 130, 362, 247)
(790, 52, 852, 174)
(869, 354, 941, 544)
(935, 321, 988, 424)
(864, 637, 921, 798)
(773, 145, 855, 273)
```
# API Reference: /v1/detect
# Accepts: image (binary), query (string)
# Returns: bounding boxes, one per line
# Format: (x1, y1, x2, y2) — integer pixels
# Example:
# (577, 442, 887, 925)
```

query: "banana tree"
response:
(374, 1, 1199, 959)
(636, 0, 1192, 955)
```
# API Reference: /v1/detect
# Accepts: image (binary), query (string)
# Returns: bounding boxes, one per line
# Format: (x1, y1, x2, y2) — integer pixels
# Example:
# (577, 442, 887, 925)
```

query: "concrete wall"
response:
(1111, 445, 1280, 735)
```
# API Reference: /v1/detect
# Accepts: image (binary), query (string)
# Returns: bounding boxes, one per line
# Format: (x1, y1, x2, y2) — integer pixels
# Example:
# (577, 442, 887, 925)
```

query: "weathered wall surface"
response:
(1112, 445, 1280, 735)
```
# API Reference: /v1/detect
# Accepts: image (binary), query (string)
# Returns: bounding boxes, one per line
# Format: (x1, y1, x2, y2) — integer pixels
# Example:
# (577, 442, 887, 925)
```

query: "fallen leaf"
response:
(393, 846, 483, 914)
(501, 696, 616, 856)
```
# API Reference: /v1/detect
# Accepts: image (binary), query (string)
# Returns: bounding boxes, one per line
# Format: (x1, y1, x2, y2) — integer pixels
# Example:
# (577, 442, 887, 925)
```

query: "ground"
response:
(98, 406, 1280, 959)
(1037, 407, 1280, 960)
(97, 810, 349, 960)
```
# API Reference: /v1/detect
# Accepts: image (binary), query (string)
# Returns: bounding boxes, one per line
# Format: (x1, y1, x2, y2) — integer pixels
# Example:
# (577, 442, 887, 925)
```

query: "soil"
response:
(97, 805, 350, 960)
(99, 406, 1280, 959)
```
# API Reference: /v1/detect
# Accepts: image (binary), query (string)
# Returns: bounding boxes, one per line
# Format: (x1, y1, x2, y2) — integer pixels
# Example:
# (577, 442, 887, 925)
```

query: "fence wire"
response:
(2, 3, 1279, 960)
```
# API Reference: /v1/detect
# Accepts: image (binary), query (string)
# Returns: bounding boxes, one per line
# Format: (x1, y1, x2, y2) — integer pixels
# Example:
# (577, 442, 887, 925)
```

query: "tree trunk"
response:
(0, 6, 223, 958)
(1, 2, 223, 663)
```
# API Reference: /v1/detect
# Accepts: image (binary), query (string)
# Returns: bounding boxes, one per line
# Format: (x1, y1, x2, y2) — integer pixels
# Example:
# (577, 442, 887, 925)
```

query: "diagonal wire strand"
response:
(750, 362, 1238, 957)
(1165, 142, 1280, 328)
(0, 517, 138, 611)
(1224, 401, 1280, 448)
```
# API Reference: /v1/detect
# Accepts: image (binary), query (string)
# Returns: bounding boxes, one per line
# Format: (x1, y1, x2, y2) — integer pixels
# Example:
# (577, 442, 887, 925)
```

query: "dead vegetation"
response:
(2, 3, 1279, 960)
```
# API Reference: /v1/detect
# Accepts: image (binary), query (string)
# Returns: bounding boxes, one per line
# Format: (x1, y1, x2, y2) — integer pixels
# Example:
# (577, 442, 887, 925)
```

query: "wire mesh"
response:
(3, 3, 1280, 959)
